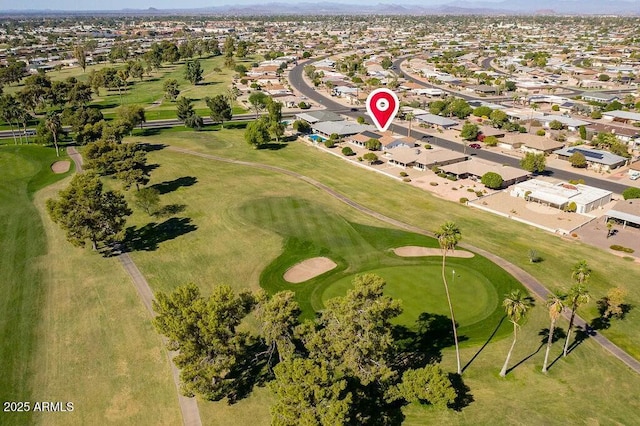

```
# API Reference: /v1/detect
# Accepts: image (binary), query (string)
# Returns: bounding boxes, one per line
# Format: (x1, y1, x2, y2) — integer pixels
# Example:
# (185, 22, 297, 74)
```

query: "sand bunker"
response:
(283, 257, 337, 283)
(393, 246, 474, 258)
(51, 160, 71, 174)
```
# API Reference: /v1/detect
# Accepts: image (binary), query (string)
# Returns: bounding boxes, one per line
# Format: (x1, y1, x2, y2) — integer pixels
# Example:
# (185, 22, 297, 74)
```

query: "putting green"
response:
(322, 263, 498, 331)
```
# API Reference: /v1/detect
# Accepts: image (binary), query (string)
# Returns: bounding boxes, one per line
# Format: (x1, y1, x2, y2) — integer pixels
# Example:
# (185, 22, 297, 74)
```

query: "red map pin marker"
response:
(366, 88, 400, 132)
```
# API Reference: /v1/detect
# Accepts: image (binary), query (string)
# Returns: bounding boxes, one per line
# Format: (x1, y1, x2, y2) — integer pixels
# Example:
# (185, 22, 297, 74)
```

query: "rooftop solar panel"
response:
(569, 148, 604, 160)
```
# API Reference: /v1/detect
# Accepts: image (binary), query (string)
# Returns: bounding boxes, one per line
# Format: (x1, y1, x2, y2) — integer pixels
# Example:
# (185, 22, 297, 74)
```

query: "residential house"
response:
(606, 199, 640, 228)
(311, 121, 375, 138)
(580, 92, 620, 103)
(586, 122, 640, 148)
(554, 146, 628, 171)
(439, 159, 530, 187)
(539, 115, 590, 132)
(511, 179, 612, 214)
(295, 110, 343, 124)
(517, 134, 564, 155)
(414, 114, 458, 130)
(386, 146, 467, 170)
(603, 110, 640, 124)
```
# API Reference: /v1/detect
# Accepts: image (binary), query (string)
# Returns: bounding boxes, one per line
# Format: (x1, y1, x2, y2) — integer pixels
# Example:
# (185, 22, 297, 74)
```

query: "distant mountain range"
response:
(3, 0, 640, 16)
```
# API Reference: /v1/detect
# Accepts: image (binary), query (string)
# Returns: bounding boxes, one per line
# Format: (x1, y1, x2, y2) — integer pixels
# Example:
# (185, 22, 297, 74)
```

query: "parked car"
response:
(469, 143, 481, 149)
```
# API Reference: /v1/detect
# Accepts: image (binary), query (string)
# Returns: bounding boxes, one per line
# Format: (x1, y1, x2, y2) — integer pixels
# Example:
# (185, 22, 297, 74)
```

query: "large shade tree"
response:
(46, 172, 132, 250)
(153, 283, 257, 401)
(205, 94, 232, 128)
(434, 221, 463, 374)
(500, 290, 534, 376)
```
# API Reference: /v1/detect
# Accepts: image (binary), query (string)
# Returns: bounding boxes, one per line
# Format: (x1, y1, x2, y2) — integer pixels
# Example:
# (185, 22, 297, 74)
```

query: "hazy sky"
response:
(3, 0, 630, 11)
(5, 0, 466, 11)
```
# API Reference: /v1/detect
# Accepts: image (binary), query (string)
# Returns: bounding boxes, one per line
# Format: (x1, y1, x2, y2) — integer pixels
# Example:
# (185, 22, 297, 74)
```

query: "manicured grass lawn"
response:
(0, 146, 73, 425)
(324, 264, 497, 336)
(0, 145, 180, 425)
(113, 128, 640, 424)
(132, 127, 640, 360)
(0, 55, 250, 128)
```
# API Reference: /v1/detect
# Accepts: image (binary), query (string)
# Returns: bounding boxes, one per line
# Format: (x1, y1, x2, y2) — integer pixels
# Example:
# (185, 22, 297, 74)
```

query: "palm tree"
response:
(406, 112, 415, 139)
(563, 261, 591, 357)
(0, 94, 20, 144)
(528, 102, 539, 133)
(500, 290, 534, 377)
(542, 291, 566, 373)
(435, 221, 462, 375)
(45, 112, 62, 157)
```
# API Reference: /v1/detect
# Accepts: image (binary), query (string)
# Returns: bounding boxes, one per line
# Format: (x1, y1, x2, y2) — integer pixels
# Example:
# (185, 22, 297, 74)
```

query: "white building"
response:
(510, 179, 612, 214)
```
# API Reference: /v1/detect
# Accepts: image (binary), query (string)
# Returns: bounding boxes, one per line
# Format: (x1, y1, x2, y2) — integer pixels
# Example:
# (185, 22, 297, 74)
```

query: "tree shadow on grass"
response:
(123, 217, 197, 252)
(506, 343, 544, 375)
(448, 373, 474, 411)
(393, 313, 466, 370)
(138, 142, 168, 152)
(95, 102, 119, 110)
(150, 176, 197, 194)
(591, 297, 634, 331)
(258, 142, 288, 150)
(224, 121, 248, 130)
(566, 324, 597, 355)
(462, 315, 506, 373)
(350, 382, 405, 426)
(227, 339, 270, 404)
(155, 204, 187, 217)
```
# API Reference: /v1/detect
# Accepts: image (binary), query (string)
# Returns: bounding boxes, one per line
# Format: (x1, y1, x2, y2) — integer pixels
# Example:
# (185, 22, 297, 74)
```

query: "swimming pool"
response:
(309, 134, 326, 143)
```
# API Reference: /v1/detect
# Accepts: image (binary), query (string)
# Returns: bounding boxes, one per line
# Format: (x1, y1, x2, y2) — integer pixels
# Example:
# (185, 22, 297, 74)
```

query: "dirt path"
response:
(66, 146, 203, 426)
(168, 145, 640, 375)
(118, 254, 202, 426)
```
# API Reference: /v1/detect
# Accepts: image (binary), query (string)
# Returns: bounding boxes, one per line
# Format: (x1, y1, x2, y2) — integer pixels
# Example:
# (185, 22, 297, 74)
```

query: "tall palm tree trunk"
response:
(8, 122, 17, 144)
(53, 134, 60, 157)
(500, 323, 518, 377)
(563, 304, 578, 357)
(542, 319, 556, 373)
(441, 251, 461, 375)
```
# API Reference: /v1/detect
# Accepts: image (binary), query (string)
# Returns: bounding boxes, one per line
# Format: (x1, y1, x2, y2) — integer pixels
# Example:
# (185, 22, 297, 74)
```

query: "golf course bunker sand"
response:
(51, 160, 71, 174)
(393, 246, 474, 258)
(284, 257, 337, 283)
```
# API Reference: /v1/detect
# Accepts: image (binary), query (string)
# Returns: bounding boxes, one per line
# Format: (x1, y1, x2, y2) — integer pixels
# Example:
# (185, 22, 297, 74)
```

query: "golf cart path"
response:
(167, 145, 640, 375)
(67, 147, 202, 426)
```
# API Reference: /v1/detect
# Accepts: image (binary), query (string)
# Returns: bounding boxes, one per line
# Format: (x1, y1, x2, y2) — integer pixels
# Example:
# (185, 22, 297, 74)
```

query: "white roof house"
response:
(414, 114, 458, 129)
(603, 110, 640, 123)
(606, 199, 640, 228)
(295, 111, 343, 124)
(311, 121, 375, 137)
(510, 179, 612, 214)
(539, 115, 590, 131)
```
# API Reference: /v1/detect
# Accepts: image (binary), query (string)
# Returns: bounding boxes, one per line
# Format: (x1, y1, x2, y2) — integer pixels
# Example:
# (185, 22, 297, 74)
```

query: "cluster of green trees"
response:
(176, 97, 203, 130)
(591, 132, 630, 158)
(429, 97, 472, 119)
(0, 70, 100, 152)
(153, 274, 460, 424)
(60, 103, 145, 147)
(244, 95, 285, 147)
(84, 138, 151, 190)
(0, 60, 27, 86)
(137, 39, 220, 70)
